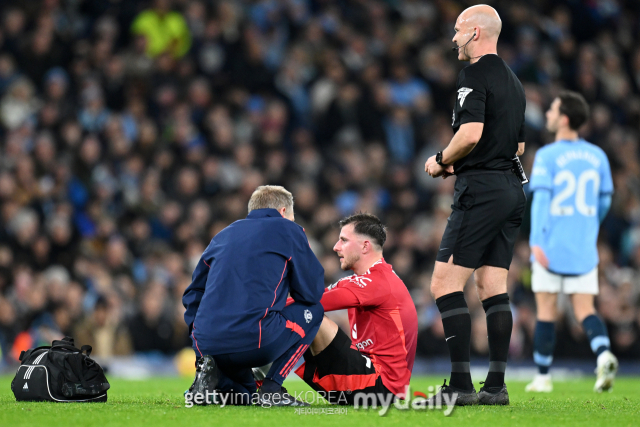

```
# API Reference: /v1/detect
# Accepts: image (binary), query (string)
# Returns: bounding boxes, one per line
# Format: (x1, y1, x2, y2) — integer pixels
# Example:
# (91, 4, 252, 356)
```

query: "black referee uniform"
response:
(437, 54, 526, 270)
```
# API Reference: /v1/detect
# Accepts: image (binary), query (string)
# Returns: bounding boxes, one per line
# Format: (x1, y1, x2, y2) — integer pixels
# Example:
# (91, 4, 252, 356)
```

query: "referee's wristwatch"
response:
(436, 151, 447, 166)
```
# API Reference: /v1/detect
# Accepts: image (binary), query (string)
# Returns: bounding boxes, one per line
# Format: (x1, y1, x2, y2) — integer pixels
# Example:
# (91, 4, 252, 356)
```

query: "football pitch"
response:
(1, 375, 639, 427)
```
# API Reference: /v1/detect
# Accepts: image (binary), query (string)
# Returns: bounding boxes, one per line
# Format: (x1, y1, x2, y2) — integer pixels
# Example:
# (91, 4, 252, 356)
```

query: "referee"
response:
(424, 5, 526, 406)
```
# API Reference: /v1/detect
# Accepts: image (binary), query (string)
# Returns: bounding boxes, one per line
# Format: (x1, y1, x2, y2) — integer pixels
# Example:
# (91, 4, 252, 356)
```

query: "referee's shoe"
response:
(478, 382, 510, 405)
(426, 380, 479, 406)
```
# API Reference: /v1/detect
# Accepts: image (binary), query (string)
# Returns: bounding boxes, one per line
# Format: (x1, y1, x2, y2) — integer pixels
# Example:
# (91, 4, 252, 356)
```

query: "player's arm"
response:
(286, 286, 360, 311)
(598, 193, 612, 223)
(598, 154, 614, 224)
(517, 142, 525, 156)
(529, 151, 552, 268)
(320, 287, 360, 311)
(530, 189, 551, 268)
(182, 258, 210, 335)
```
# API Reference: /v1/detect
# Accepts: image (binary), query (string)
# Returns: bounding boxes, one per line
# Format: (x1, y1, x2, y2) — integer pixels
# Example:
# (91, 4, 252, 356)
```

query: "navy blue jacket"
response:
(182, 208, 325, 354)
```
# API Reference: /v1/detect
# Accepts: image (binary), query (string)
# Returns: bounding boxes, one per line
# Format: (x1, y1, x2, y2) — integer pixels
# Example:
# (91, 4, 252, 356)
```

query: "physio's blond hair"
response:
(248, 185, 294, 213)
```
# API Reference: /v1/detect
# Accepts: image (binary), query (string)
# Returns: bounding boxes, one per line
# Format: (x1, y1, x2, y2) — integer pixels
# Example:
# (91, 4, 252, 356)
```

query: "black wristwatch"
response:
(436, 151, 447, 166)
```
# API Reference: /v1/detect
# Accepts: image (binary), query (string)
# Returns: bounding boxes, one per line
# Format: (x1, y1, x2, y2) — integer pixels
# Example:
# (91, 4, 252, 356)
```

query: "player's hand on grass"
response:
(531, 245, 549, 268)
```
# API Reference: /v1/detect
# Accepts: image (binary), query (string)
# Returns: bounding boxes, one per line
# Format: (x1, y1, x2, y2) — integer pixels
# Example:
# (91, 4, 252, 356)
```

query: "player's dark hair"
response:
(558, 90, 590, 130)
(339, 212, 386, 249)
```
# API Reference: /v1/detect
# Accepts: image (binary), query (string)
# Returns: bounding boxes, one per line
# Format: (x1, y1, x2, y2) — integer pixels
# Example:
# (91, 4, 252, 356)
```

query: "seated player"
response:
(291, 213, 418, 405)
(182, 185, 325, 406)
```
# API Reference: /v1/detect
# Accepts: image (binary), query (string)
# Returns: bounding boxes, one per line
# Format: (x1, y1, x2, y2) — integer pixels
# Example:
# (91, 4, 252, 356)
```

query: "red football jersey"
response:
(333, 258, 418, 396)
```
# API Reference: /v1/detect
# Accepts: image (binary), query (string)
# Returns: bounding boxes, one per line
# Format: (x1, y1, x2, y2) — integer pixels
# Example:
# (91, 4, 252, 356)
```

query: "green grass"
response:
(1, 375, 639, 426)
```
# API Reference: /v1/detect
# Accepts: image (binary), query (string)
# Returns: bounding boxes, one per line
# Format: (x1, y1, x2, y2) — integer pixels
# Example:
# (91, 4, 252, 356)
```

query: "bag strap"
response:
(19, 346, 51, 362)
(67, 350, 92, 389)
(52, 336, 75, 347)
(80, 345, 93, 357)
(51, 343, 81, 353)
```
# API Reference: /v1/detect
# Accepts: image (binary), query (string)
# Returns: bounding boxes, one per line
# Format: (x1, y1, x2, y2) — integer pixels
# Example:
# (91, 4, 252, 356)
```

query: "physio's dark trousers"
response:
(212, 301, 324, 393)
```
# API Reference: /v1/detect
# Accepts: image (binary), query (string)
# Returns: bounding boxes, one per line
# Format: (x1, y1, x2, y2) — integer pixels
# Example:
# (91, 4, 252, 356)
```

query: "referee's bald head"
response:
(457, 4, 502, 41)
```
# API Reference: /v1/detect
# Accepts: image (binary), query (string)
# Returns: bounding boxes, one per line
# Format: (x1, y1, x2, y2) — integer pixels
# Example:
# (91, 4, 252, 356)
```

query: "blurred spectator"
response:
(74, 295, 132, 357)
(131, 0, 192, 58)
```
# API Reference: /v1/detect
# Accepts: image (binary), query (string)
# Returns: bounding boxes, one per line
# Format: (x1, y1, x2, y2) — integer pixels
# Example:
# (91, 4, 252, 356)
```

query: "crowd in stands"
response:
(0, 0, 639, 366)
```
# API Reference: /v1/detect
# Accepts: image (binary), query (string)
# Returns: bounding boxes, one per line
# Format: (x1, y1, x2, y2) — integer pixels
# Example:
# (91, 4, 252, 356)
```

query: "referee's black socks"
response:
(436, 291, 473, 391)
(482, 293, 513, 389)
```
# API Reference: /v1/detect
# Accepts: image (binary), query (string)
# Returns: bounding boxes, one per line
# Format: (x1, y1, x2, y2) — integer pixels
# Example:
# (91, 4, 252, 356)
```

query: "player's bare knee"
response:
(535, 293, 558, 321)
(310, 316, 339, 356)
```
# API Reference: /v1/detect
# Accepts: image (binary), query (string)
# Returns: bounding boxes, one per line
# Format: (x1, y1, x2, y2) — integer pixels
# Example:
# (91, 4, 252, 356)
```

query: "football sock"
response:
(482, 293, 513, 388)
(582, 314, 610, 357)
(533, 320, 555, 374)
(436, 291, 473, 390)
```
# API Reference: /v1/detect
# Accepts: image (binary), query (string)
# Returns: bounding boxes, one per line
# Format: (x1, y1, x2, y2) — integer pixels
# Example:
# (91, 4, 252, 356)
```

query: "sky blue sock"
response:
(582, 314, 610, 357)
(533, 320, 555, 374)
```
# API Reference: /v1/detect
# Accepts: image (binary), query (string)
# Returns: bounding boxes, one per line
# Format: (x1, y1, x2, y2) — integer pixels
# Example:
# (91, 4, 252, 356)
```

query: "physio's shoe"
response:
(188, 355, 220, 404)
(426, 380, 478, 406)
(258, 386, 309, 407)
(478, 383, 510, 405)
(525, 374, 553, 393)
(594, 350, 618, 393)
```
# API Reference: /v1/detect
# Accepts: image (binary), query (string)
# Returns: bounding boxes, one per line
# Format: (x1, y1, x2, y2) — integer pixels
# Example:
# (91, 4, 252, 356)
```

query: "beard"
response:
(341, 253, 360, 271)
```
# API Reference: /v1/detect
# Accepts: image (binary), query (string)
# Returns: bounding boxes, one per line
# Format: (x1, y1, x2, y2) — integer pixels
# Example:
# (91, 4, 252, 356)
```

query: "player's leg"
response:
(572, 293, 611, 356)
(567, 269, 618, 392)
(296, 319, 391, 406)
(526, 261, 562, 392)
(310, 315, 339, 356)
(526, 291, 557, 392)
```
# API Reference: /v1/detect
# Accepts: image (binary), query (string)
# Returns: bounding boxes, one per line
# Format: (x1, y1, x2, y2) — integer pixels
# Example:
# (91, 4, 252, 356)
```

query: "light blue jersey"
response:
(529, 139, 613, 275)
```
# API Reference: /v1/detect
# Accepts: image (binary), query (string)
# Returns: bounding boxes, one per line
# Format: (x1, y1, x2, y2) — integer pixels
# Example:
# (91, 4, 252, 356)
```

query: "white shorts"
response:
(531, 261, 599, 295)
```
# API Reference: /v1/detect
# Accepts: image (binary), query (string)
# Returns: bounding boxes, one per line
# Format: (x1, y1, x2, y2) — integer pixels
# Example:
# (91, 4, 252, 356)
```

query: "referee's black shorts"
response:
(436, 170, 526, 270)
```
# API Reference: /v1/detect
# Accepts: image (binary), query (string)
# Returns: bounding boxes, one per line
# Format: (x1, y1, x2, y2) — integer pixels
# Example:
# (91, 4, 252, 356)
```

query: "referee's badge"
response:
(458, 87, 473, 107)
